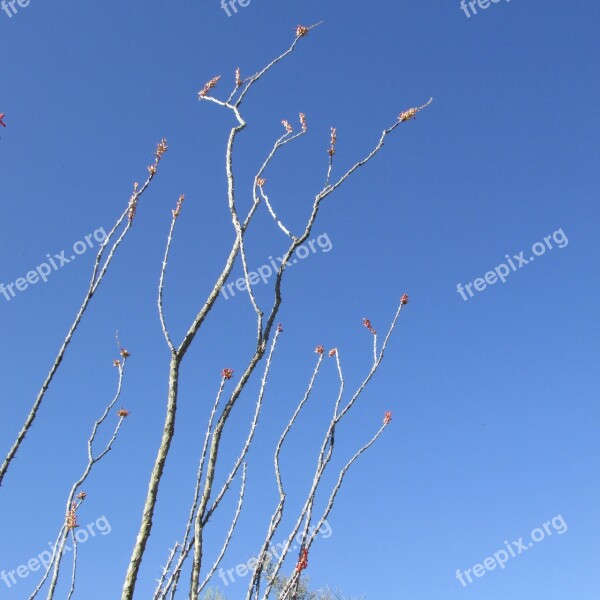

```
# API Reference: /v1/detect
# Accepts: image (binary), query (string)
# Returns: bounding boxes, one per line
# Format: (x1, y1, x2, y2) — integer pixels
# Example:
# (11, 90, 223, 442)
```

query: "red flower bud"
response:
(363, 318, 376, 334)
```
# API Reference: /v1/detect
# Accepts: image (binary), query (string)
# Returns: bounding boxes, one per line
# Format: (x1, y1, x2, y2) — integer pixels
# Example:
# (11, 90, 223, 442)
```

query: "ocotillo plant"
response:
(3, 23, 430, 600)
(123, 23, 429, 599)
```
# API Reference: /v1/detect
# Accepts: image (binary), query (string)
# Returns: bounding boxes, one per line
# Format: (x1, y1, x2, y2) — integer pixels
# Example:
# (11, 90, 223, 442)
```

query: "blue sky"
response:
(1, 0, 599, 598)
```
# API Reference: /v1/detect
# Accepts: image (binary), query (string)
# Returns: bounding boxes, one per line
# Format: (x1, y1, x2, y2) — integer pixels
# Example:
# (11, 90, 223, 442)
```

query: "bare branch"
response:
(279, 421, 389, 600)
(261, 300, 407, 599)
(0, 140, 166, 488)
(66, 532, 78, 600)
(189, 329, 282, 598)
(152, 544, 181, 600)
(234, 22, 323, 106)
(246, 352, 324, 600)
(318, 98, 432, 202)
(158, 195, 185, 353)
(197, 464, 247, 595)
(157, 376, 228, 599)
(31, 346, 130, 599)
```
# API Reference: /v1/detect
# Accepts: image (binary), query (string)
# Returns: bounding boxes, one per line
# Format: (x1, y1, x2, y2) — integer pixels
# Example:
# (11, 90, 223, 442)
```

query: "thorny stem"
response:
(246, 354, 324, 600)
(156, 379, 226, 599)
(30, 350, 130, 599)
(158, 195, 184, 353)
(261, 300, 406, 600)
(189, 331, 281, 598)
(279, 422, 388, 600)
(66, 532, 78, 600)
(196, 464, 247, 595)
(153, 544, 180, 600)
(0, 141, 166, 488)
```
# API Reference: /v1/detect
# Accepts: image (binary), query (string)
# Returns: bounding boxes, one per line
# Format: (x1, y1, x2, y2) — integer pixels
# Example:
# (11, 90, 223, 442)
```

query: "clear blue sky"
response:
(1, 1, 599, 598)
